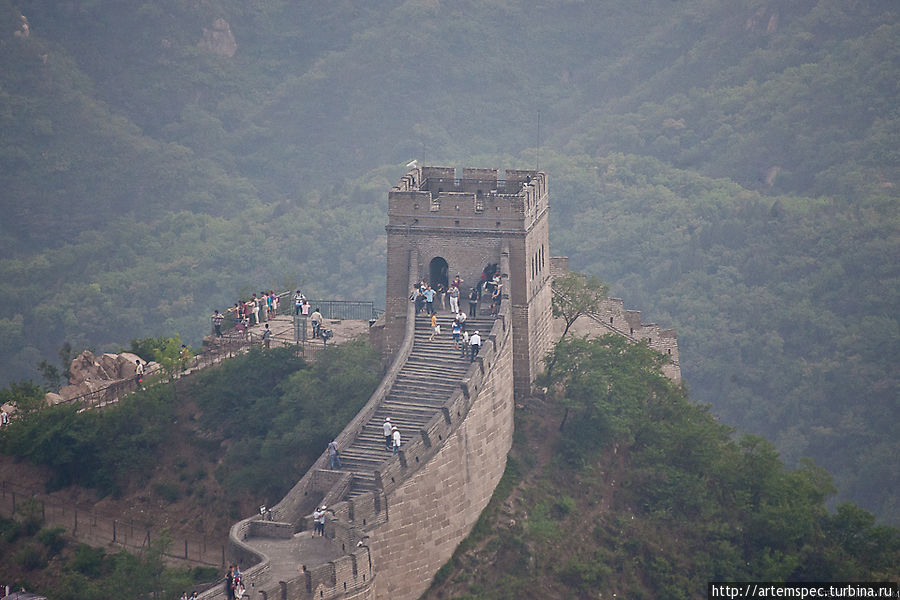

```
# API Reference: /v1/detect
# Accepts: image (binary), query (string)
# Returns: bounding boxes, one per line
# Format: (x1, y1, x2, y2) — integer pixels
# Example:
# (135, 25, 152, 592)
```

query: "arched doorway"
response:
(429, 257, 449, 292)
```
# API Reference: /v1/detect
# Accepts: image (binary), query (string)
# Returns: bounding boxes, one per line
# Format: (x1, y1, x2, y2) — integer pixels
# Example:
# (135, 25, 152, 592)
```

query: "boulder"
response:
(99, 353, 121, 379)
(119, 352, 143, 378)
(68, 350, 100, 384)
(198, 18, 237, 57)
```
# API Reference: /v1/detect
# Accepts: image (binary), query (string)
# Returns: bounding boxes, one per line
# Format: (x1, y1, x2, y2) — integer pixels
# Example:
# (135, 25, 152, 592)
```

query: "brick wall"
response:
(368, 307, 514, 600)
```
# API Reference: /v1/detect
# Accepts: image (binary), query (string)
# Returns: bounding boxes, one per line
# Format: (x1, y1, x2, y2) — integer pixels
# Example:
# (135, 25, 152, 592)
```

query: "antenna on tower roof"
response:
(536, 110, 541, 172)
(406, 159, 418, 169)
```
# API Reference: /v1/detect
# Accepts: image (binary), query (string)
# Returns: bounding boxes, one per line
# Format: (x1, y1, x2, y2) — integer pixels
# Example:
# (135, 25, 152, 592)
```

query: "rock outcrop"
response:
(48, 350, 157, 405)
(198, 18, 237, 57)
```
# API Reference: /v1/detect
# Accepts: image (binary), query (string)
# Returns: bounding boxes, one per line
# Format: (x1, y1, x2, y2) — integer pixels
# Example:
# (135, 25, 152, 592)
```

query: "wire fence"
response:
(0, 480, 226, 567)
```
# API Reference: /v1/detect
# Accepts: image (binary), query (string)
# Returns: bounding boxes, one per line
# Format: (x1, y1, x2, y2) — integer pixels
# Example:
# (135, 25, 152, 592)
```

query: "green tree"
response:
(0, 381, 45, 414)
(551, 271, 609, 340)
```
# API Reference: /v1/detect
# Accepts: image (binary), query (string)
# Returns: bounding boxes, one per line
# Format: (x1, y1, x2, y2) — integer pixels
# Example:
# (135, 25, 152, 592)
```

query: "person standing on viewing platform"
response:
(294, 290, 304, 315)
(258, 292, 268, 323)
(250, 295, 260, 325)
(263, 324, 271, 348)
(311, 307, 323, 339)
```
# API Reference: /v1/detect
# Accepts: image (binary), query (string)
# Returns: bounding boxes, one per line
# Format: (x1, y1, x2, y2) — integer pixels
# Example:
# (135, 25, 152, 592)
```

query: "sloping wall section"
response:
(203, 251, 516, 600)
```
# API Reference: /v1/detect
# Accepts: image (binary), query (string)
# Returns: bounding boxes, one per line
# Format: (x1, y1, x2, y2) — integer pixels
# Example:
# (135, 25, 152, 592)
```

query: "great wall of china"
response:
(197, 166, 680, 600)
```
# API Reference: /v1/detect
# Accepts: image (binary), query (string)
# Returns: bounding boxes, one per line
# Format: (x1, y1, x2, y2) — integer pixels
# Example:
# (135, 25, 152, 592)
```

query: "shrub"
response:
(70, 544, 107, 577)
(14, 543, 47, 570)
(0, 516, 24, 543)
(38, 526, 67, 555)
(153, 482, 181, 503)
(17, 498, 44, 535)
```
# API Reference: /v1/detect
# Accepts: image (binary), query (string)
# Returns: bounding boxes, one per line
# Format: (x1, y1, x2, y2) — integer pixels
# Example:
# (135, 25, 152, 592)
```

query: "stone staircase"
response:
(337, 310, 496, 499)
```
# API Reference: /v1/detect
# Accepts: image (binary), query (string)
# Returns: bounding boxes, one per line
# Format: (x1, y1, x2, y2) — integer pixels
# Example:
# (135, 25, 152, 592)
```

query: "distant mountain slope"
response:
(547, 151, 899, 522)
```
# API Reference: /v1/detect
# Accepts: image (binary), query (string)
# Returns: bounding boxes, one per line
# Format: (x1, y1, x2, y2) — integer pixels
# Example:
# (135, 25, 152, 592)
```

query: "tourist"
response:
(310, 307, 323, 339)
(490, 283, 502, 316)
(469, 330, 482, 362)
(252, 295, 261, 325)
(468, 287, 478, 317)
(451, 320, 461, 351)
(313, 505, 327, 536)
(180, 344, 191, 373)
(327, 439, 341, 469)
(134, 360, 144, 389)
(436, 281, 446, 311)
(392, 427, 401, 454)
(294, 290, 304, 315)
(429, 312, 440, 341)
(460, 330, 469, 358)
(225, 565, 235, 600)
(258, 292, 268, 323)
(263, 323, 271, 349)
(0, 408, 9, 427)
(383, 417, 393, 450)
(212, 309, 224, 337)
(423, 284, 436, 315)
(448, 283, 460, 314)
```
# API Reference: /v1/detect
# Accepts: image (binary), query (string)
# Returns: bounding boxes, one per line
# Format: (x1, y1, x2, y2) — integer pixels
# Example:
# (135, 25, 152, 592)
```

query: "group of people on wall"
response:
(412, 263, 503, 318)
(211, 290, 281, 339)
(209, 289, 325, 347)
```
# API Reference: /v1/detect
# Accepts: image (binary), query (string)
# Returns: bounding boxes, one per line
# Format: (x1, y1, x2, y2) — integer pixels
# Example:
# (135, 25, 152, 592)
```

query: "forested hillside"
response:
(424, 336, 899, 599)
(0, 0, 897, 522)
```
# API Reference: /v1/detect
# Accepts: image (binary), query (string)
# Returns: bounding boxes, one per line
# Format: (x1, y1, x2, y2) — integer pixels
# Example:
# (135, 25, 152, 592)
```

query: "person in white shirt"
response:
(469, 331, 482, 361)
(392, 427, 401, 454)
(383, 417, 393, 450)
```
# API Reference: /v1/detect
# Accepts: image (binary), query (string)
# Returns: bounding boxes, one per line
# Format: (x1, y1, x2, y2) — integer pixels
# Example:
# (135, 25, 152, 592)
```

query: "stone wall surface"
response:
(369, 309, 514, 600)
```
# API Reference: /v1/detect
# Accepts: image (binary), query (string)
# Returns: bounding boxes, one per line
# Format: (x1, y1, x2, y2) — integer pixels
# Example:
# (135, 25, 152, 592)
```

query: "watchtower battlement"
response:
(389, 167, 547, 230)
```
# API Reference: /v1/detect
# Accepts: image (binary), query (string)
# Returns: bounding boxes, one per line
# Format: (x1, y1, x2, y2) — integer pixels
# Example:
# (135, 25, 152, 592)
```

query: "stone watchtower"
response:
(384, 166, 553, 397)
